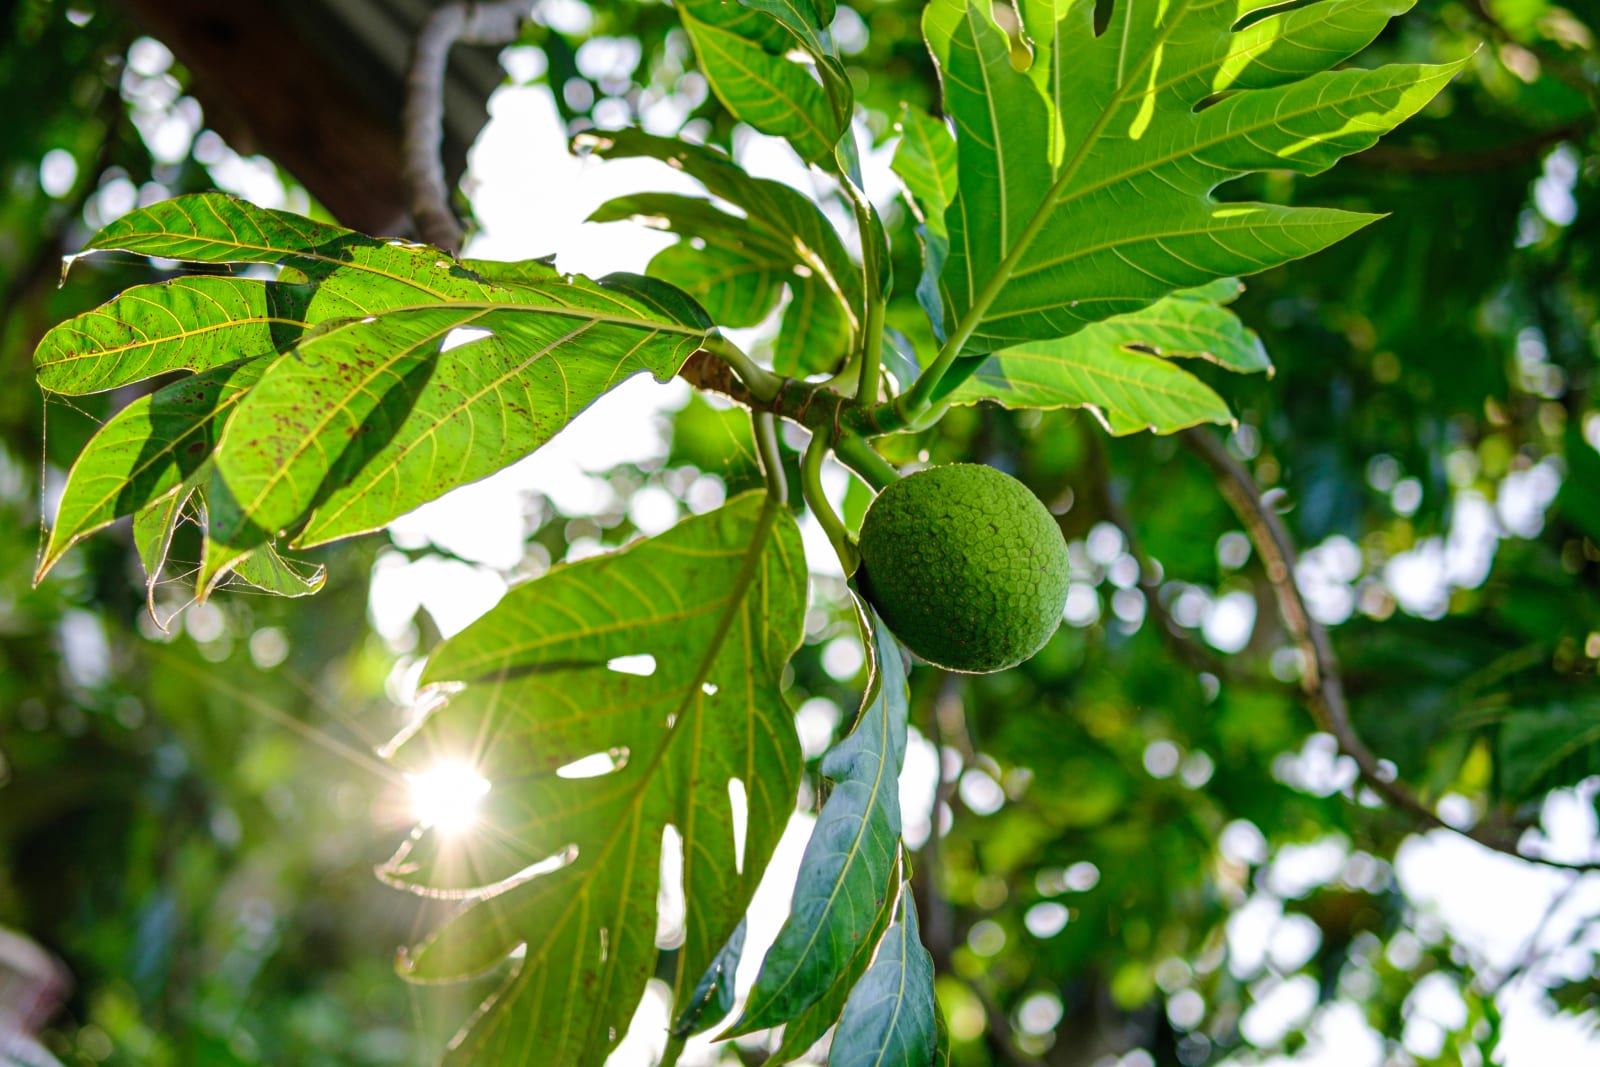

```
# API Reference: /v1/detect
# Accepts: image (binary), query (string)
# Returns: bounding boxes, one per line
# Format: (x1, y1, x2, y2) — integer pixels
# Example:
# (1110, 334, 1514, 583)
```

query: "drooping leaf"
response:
(732, 605, 910, 1035)
(672, 916, 747, 1039)
(383, 491, 806, 1065)
(893, 105, 959, 337)
(950, 282, 1270, 433)
(760, 853, 897, 1061)
(923, 0, 1462, 354)
(828, 888, 939, 1067)
(39, 355, 272, 578)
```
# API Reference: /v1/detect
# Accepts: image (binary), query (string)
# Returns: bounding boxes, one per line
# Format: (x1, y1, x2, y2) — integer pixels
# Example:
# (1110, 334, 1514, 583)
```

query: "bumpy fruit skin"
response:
(857, 464, 1070, 673)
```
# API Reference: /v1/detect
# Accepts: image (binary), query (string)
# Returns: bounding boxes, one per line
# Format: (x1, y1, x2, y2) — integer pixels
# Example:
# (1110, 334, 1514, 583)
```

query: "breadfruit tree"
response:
(24, 0, 1600, 1064)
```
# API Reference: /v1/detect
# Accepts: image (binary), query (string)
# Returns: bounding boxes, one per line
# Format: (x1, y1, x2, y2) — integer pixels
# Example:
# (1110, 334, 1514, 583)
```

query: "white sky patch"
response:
(1295, 536, 1361, 626)
(1203, 589, 1256, 653)
(1264, 836, 1349, 899)
(899, 726, 940, 849)
(1243, 1001, 1384, 1067)
(368, 552, 507, 639)
(1240, 974, 1318, 1047)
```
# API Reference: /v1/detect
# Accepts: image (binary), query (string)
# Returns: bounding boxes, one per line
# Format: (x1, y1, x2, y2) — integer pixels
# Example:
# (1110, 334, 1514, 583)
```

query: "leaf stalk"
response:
(801, 430, 859, 575)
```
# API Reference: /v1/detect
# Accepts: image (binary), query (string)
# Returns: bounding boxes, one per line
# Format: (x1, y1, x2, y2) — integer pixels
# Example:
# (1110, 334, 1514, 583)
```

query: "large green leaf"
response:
(34, 194, 712, 593)
(731, 605, 909, 1037)
(36, 193, 527, 397)
(924, 0, 1461, 354)
(33, 277, 308, 395)
(206, 277, 706, 566)
(950, 280, 1270, 433)
(383, 491, 806, 1066)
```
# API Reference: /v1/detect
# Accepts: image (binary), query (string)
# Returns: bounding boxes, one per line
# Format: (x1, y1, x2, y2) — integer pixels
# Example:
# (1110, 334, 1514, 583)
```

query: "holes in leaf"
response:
(656, 824, 687, 950)
(555, 747, 630, 779)
(728, 778, 749, 875)
(439, 326, 494, 353)
(701, 682, 719, 696)
(1234, 0, 1319, 31)
(599, 925, 610, 963)
(607, 653, 657, 676)
(1093, 0, 1114, 36)
(1191, 91, 1235, 115)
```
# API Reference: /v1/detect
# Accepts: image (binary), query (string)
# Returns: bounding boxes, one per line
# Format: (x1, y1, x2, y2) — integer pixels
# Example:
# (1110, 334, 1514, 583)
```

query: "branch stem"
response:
(850, 193, 886, 404)
(705, 334, 783, 403)
(1181, 427, 1600, 872)
(402, 0, 533, 253)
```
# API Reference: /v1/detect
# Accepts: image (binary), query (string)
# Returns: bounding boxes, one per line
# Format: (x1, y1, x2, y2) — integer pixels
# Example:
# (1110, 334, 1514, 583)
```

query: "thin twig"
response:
(1179, 427, 1600, 873)
(403, 0, 534, 252)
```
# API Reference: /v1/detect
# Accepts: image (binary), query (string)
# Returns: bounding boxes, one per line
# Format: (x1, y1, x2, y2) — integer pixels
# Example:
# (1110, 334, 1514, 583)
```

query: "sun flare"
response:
(406, 762, 491, 833)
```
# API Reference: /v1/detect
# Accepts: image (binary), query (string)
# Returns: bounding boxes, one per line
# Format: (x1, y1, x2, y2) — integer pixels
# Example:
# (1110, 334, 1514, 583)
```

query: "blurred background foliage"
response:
(0, 0, 1597, 1065)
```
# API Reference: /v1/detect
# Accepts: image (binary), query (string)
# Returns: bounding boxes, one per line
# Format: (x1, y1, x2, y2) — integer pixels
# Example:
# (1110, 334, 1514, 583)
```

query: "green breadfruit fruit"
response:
(857, 463, 1070, 674)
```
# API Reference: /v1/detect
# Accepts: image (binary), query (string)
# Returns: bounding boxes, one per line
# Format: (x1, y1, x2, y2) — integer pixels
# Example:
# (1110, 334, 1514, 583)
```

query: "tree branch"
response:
(1088, 433, 1227, 677)
(403, 0, 534, 253)
(678, 349, 885, 438)
(1179, 427, 1600, 872)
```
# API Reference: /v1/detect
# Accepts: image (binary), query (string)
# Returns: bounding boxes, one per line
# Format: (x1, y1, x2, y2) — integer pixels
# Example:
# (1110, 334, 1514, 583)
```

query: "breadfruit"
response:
(857, 464, 1070, 673)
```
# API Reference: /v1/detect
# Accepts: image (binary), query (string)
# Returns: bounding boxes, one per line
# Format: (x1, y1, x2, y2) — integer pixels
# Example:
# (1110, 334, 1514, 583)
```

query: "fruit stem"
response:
(834, 434, 900, 491)
(802, 431, 860, 576)
(752, 411, 786, 504)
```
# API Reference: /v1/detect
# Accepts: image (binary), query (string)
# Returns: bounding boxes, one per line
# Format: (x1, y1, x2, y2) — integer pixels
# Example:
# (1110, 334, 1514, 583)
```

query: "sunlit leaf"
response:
(950, 282, 1270, 433)
(924, 0, 1461, 354)
(383, 491, 806, 1065)
(40, 355, 271, 578)
(588, 130, 861, 373)
(677, 0, 851, 166)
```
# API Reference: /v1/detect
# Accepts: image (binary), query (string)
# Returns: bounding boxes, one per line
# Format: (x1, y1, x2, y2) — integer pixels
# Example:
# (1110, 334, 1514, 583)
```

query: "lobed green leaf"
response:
(924, 0, 1463, 354)
(385, 492, 806, 1065)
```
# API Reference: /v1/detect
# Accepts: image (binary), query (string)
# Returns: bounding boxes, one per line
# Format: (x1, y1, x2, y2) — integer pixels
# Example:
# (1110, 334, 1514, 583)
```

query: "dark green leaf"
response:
(829, 889, 939, 1067)
(733, 606, 910, 1034)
